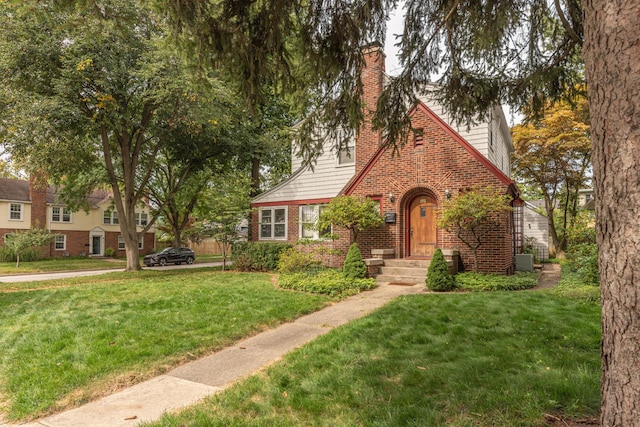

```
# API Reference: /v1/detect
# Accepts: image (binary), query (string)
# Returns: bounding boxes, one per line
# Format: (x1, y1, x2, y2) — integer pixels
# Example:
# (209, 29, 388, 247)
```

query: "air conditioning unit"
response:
(515, 254, 534, 272)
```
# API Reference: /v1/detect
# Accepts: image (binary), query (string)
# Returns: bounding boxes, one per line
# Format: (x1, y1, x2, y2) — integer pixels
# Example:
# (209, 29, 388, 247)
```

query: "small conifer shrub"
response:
(426, 248, 455, 291)
(343, 243, 367, 280)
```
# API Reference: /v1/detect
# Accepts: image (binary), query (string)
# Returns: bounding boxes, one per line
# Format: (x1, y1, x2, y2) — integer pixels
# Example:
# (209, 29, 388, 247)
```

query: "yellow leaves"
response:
(76, 58, 93, 71)
(95, 93, 116, 110)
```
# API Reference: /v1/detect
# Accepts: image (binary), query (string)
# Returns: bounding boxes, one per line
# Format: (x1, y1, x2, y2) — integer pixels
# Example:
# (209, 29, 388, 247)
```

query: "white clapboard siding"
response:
(254, 142, 355, 203)
(523, 202, 550, 258)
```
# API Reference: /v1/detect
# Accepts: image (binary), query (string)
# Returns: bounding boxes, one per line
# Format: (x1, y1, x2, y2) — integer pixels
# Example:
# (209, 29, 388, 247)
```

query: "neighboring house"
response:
(520, 201, 550, 260)
(578, 188, 595, 210)
(251, 43, 521, 274)
(0, 176, 155, 257)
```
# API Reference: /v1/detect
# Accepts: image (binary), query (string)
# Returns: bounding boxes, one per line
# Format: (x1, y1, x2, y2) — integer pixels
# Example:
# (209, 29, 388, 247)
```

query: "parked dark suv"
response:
(144, 247, 195, 267)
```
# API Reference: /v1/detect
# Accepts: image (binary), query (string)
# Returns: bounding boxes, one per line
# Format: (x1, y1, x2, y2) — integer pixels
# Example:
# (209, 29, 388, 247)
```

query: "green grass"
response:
(147, 291, 601, 427)
(455, 271, 538, 291)
(0, 269, 330, 421)
(0, 257, 126, 275)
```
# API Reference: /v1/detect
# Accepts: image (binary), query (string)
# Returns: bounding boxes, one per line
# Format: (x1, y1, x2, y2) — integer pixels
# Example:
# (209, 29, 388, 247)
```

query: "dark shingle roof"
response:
(0, 178, 109, 207)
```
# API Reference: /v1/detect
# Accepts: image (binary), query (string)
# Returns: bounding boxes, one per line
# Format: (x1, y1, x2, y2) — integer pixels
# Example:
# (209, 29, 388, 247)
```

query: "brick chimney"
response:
(29, 173, 47, 228)
(356, 42, 386, 173)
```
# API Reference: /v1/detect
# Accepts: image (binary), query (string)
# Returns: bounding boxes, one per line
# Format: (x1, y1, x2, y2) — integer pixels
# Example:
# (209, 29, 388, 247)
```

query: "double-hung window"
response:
(52, 206, 72, 223)
(54, 235, 66, 251)
(134, 212, 148, 226)
(9, 203, 23, 221)
(103, 210, 119, 225)
(118, 235, 144, 250)
(299, 205, 331, 239)
(259, 207, 287, 240)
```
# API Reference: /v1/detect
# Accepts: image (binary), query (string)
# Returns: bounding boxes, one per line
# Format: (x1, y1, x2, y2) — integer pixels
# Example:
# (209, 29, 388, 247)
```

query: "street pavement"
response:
(0, 262, 225, 283)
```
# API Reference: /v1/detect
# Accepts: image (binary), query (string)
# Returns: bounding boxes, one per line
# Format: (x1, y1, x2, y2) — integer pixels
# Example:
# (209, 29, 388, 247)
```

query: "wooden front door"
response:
(409, 195, 437, 257)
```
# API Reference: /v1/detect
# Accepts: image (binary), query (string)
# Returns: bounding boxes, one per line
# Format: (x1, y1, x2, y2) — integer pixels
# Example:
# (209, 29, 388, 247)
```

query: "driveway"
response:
(0, 262, 225, 283)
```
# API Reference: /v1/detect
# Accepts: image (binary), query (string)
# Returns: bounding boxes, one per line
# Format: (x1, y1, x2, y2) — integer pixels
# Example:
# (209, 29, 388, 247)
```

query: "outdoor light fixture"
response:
(389, 192, 395, 203)
(445, 189, 451, 199)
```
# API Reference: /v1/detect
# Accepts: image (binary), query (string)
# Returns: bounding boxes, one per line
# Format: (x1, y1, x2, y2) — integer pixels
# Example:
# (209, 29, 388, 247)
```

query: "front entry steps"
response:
(374, 258, 432, 285)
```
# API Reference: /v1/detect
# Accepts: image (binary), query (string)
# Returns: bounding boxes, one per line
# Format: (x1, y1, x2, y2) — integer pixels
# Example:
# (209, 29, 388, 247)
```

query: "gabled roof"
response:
(342, 100, 514, 195)
(0, 178, 56, 204)
(0, 177, 113, 208)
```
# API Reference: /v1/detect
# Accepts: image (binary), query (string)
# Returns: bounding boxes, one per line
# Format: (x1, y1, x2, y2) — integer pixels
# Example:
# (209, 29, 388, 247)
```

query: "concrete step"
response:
(375, 274, 425, 285)
(378, 266, 428, 278)
(383, 258, 432, 268)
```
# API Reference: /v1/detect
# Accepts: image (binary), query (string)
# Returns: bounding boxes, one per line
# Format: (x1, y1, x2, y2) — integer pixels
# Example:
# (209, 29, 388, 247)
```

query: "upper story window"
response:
(52, 206, 72, 223)
(103, 210, 119, 225)
(337, 145, 355, 166)
(299, 205, 330, 240)
(134, 212, 148, 226)
(9, 203, 23, 221)
(259, 207, 287, 240)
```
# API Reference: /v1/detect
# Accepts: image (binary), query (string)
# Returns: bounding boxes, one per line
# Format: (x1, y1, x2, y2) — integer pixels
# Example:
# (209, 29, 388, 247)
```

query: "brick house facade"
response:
(0, 177, 155, 258)
(251, 43, 519, 274)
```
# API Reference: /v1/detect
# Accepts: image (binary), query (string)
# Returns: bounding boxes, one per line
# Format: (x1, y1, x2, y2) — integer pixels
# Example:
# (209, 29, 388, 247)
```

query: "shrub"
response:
(104, 247, 116, 257)
(0, 247, 40, 263)
(567, 243, 599, 286)
(231, 241, 292, 271)
(278, 269, 376, 298)
(277, 247, 322, 274)
(455, 272, 537, 291)
(553, 262, 600, 304)
(426, 248, 456, 291)
(343, 243, 366, 280)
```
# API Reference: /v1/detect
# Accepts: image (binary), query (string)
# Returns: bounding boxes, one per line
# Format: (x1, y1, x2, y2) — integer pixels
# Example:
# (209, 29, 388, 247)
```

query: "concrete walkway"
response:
(1, 282, 426, 427)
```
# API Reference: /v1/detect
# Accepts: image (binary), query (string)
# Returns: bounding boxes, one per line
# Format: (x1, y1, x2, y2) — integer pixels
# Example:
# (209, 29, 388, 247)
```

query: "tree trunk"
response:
(583, 2, 640, 425)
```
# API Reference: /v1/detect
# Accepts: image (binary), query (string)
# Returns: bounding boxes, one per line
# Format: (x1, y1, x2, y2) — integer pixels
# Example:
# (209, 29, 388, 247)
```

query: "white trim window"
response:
(259, 207, 287, 240)
(9, 203, 23, 221)
(54, 234, 66, 251)
(52, 206, 72, 223)
(103, 210, 119, 225)
(134, 212, 148, 226)
(299, 205, 330, 239)
(118, 235, 144, 250)
(337, 145, 355, 166)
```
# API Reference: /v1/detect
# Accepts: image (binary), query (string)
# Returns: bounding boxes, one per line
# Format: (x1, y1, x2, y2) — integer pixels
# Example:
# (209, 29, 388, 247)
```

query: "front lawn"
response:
(0, 257, 126, 275)
(0, 269, 330, 421)
(148, 291, 601, 427)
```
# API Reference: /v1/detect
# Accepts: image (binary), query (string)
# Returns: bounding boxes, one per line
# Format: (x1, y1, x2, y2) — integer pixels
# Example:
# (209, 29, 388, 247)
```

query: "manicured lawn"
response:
(0, 269, 330, 421)
(0, 257, 126, 275)
(147, 291, 601, 427)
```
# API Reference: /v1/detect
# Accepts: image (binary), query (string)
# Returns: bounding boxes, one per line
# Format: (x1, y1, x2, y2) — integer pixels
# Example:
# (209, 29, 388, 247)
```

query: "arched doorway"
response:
(407, 194, 437, 257)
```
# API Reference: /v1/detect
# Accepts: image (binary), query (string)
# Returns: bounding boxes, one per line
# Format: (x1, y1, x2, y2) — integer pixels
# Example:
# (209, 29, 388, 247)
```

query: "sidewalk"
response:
(1, 282, 425, 427)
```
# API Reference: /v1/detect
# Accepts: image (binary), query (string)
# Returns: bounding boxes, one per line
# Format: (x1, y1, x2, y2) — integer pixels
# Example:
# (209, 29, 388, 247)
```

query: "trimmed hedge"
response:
(232, 241, 292, 271)
(278, 269, 376, 298)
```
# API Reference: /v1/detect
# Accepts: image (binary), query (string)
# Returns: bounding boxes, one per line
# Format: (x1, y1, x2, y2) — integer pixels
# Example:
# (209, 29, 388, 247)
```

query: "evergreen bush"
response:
(343, 243, 367, 279)
(426, 248, 455, 291)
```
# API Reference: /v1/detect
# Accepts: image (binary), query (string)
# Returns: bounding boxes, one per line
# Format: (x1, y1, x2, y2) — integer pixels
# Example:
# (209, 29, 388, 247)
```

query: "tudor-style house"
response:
(0, 176, 155, 257)
(251, 43, 521, 274)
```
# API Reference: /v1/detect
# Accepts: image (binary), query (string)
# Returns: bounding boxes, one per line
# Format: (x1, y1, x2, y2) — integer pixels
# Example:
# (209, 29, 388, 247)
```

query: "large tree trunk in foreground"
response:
(583, 2, 640, 425)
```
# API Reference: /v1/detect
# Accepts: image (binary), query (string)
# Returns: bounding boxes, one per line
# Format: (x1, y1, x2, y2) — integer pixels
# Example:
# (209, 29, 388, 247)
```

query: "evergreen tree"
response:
(426, 248, 455, 292)
(343, 243, 367, 280)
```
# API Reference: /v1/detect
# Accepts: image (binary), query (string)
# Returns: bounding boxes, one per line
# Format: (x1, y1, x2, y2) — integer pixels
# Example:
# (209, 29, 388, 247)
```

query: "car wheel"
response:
(186, 256, 194, 265)
(159, 258, 167, 266)
(176, 262, 181, 265)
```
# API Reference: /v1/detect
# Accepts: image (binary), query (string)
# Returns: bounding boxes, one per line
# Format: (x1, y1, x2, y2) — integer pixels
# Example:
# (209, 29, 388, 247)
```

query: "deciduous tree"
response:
(438, 187, 512, 273)
(512, 96, 591, 254)
(0, 0, 238, 271)
(5, 227, 57, 268)
(317, 196, 383, 243)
